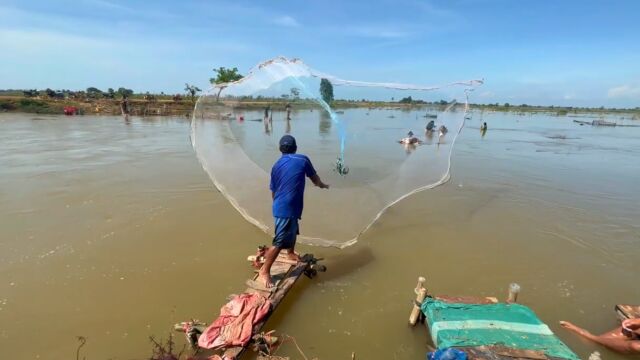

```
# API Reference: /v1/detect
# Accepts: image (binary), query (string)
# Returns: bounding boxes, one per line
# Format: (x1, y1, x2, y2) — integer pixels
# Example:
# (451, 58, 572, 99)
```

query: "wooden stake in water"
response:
(409, 276, 427, 326)
(507, 283, 521, 303)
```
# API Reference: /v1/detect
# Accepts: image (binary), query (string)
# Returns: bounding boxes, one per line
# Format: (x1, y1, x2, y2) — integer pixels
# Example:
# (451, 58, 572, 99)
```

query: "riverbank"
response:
(0, 96, 194, 116)
(2, 95, 638, 118)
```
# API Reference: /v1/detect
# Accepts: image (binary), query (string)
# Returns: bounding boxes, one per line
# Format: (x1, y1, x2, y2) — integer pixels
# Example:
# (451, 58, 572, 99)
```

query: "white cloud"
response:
(607, 84, 640, 99)
(272, 15, 300, 27)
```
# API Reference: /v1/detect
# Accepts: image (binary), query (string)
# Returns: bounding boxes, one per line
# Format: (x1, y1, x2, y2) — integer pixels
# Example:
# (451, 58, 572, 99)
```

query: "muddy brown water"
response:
(0, 112, 639, 360)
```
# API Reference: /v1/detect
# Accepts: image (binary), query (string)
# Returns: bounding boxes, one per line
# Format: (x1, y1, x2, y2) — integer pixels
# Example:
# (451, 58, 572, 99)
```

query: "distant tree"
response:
(319, 78, 334, 104)
(86, 87, 104, 99)
(23, 89, 38, 98)
(290, 87, 300, 100)
(210, 67, 243, 102)
(44, 88, 57, 98)
(391, 97, 395, 102)
(399, 96, 413, 104)
(104, 88, 115, 99)
(503, 103, 510, 107)
(116, 87, 134, 98)
(184, 83, 201, 103)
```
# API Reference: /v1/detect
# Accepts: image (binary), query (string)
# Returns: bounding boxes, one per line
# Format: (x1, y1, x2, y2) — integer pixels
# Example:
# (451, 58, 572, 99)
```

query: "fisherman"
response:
(426, 120, 435, 132)
(480, 122, 488, 131)
(285, 103, 291, 120)
(120, 95, 130, 115)
(264, 105, 270, 120)
(399, 130, 420, 145)
(560, 319, 640, 354)
(258, 135, 329, 288)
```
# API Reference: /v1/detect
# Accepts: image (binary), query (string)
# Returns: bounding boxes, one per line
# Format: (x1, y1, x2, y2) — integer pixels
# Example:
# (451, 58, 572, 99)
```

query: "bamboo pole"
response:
(507, 283, 521, 303)
(409, 276, 427, 326)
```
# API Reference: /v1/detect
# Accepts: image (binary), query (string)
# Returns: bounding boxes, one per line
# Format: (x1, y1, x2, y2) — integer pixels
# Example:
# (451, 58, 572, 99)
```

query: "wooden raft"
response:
(425, 295, 567, 360)
(220, 253, 323, 359)
(615, 304, 640, 321)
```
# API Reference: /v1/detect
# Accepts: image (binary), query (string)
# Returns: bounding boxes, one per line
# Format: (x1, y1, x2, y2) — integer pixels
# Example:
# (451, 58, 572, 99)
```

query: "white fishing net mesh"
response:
(192, 57, 482, 247)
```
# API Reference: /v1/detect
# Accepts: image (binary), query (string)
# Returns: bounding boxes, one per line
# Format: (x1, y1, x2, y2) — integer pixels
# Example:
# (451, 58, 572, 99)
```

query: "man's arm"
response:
(310, 174, 329, 189)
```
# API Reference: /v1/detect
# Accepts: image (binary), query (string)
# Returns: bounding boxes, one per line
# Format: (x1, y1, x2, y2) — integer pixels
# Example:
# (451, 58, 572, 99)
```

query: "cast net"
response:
(192, 57, 482, 247)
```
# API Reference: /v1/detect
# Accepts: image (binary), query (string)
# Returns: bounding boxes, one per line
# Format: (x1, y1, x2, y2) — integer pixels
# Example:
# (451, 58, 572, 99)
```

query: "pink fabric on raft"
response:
(198, 293, 271, 350)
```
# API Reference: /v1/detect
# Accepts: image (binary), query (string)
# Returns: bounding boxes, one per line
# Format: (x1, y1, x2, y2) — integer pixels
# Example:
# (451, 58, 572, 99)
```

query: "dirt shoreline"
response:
(1, 96, 638, 118)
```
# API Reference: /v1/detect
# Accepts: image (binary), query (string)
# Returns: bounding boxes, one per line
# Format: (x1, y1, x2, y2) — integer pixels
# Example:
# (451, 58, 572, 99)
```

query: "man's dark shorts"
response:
(273, 217, 299, 249)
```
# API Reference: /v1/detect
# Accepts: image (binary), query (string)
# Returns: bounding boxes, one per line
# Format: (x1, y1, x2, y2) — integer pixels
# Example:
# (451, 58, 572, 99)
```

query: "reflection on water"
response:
(0, 112, 639, 360)
(319, 110, 331, 136)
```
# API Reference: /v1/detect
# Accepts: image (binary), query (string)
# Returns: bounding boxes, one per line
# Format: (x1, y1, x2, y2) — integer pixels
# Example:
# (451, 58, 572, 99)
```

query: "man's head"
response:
(279, 135, 297, 154)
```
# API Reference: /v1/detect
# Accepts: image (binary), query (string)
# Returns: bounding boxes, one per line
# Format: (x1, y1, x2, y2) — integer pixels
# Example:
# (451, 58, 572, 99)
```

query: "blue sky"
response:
(1, 0, 639, 107)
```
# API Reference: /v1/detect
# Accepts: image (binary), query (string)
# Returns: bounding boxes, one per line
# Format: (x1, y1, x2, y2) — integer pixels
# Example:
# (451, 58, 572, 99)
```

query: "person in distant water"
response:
(560, 318, 640, 354)
(399, 130, 420, 145)
(264, 105, 271, 121)
(285, 103, 291, 120)
(480, 122, 488, 137)
(259, 135, 329, 288)
(437, 125, 448, 145)
(120, 96, 130, 116)
(426, 120, 435, 132)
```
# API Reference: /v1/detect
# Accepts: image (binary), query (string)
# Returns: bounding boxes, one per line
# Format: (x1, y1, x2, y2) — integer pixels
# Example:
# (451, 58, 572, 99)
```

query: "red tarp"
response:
(198, 293, 271, 350)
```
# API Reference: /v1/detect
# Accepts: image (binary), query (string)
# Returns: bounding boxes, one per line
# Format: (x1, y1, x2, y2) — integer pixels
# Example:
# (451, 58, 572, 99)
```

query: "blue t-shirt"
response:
(270, 154, 317, 219)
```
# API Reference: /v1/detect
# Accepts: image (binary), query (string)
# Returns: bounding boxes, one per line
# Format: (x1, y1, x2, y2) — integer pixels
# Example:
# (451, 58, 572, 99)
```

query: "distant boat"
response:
(335, 110, 344, 114)
(573, 119, 616, 127)
(424, 114, 437, 118)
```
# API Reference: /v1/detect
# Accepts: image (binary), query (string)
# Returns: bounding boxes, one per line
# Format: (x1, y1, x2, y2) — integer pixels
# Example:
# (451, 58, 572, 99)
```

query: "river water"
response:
(0, 111, 638, 360)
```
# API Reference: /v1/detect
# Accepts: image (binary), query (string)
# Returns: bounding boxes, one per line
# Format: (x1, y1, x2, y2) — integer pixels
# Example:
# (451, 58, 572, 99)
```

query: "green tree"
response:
(44, 88, 57, 98)
(319, 78, 334, 104)
(184, 83, 202, 104)
(86, 87, 104, 99)
(210, 67, 243, 102)
(23, 89, 38, 98)
(116, 87, 134, 98)
(399, 96, 413, 104)
(290, 87, 300, 100)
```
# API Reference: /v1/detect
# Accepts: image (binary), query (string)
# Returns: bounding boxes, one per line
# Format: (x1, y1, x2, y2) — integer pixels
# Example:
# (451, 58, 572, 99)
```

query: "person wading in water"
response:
(560, 318, 640, 354)
(258, 135, 329, 287)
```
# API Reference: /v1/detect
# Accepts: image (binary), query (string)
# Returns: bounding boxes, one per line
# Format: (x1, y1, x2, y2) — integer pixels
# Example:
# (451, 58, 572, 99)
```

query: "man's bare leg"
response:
(283, 243, 301, 262)
(258, 246, 281, 288)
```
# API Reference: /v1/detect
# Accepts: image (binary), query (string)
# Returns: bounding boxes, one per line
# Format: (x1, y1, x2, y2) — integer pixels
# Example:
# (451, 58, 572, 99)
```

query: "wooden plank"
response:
(434, 295, 499, 304)
(222, 261, 310, 359)
(615, 304, 640, 321)
(460, 346, 552, 360)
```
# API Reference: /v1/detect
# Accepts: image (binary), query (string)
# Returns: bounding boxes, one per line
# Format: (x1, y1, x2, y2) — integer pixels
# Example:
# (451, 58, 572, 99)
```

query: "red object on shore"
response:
(63, 106, 78, 116)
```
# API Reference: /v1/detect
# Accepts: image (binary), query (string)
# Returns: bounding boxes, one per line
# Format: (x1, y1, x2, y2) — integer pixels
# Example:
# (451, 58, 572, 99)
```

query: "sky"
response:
(1, 0, 639, 107)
